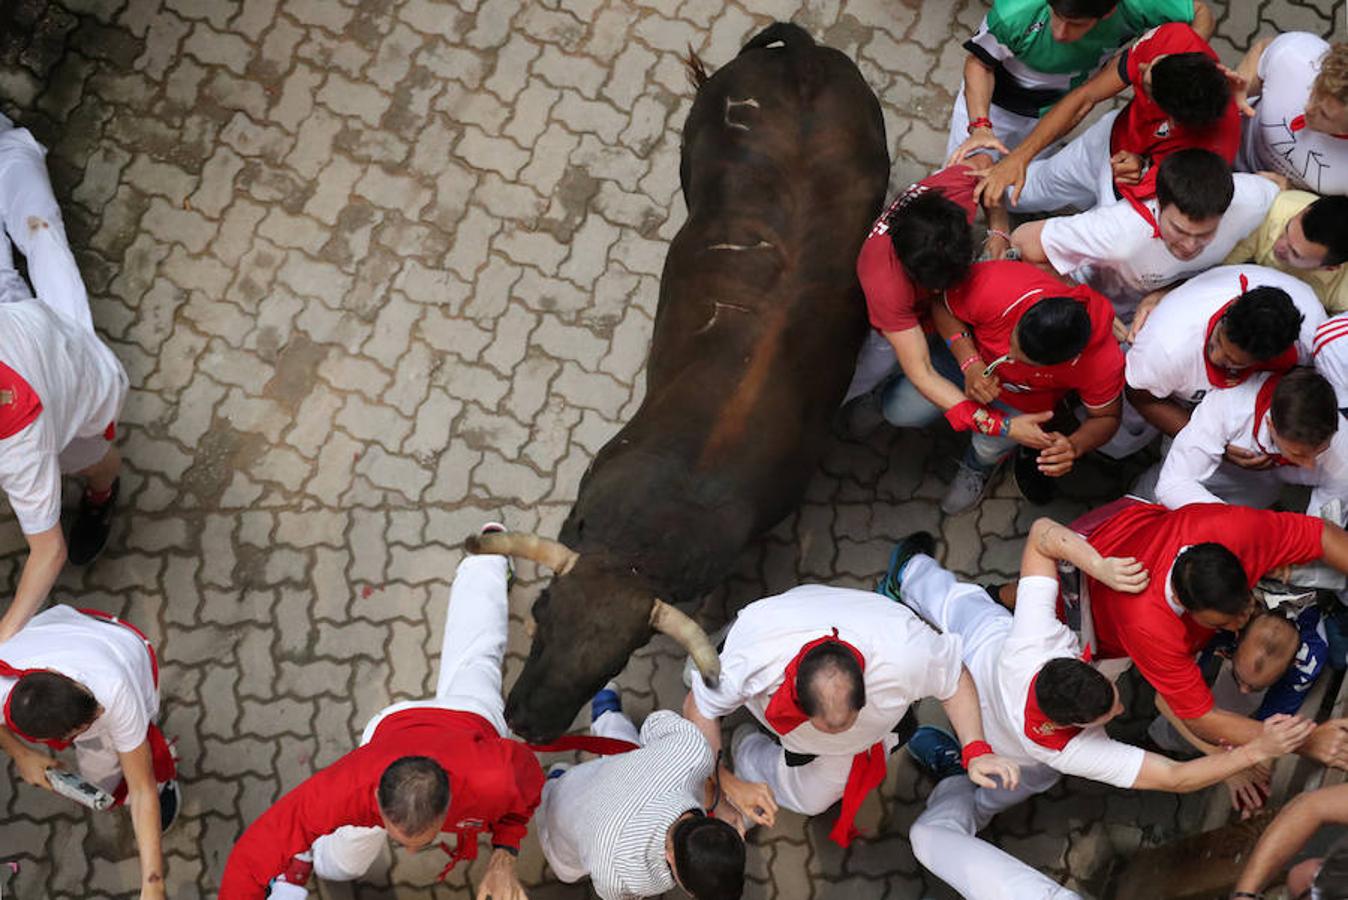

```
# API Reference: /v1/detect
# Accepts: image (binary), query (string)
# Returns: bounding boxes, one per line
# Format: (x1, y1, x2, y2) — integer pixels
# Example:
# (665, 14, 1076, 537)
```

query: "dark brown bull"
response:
(469, 22, 889, 743)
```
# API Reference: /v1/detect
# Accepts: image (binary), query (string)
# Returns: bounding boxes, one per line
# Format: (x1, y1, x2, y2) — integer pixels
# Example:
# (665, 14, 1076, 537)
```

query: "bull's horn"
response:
(650, 599, 721, 687)
(466, 531, 579, 575)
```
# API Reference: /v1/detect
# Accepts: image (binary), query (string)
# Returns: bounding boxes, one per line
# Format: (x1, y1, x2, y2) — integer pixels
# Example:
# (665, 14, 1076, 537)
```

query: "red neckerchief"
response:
(0, 610, 157, 751)
(0, 361, 42, 440)
(1290, 114, 1348, 139)
(762, 630, 881, 847)
(1120, 185, 1162, 238)
(1203, 276, 1298, 388)
(1251, 373, 1297, 468)
(1022, 672, 1083, 751)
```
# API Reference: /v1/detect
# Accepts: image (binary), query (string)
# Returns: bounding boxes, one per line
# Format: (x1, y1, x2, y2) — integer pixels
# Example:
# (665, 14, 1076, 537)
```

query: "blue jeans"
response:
(880, 335, 1017, 471)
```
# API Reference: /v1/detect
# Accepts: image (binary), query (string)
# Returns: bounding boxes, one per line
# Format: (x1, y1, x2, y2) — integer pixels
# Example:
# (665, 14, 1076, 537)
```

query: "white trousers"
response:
(1011, 111, 1118, 215)
(899, 555, 1080, 900)
(945, 89, 1045, 162)
(309, 553, 512, 883)
(733, 729, 900, 818)
(536, 709, 642, 883)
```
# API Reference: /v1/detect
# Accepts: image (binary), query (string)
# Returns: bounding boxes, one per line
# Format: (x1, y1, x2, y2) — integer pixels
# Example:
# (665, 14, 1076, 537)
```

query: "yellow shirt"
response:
(1223, 190, 1348, 313)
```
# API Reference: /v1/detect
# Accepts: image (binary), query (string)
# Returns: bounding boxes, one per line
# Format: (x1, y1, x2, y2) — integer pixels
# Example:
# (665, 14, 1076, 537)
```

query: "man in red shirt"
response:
(923, 260, 1124, 513)
(1083, 501, 1348, 755)
(846, 157, 1053, 449)
(976, 22, 1239, 214)
(221, 526, 542, 900)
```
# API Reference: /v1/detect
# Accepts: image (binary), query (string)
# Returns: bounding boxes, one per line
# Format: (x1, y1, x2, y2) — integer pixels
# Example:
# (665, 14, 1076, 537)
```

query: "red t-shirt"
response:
(943, 260, 1125, 413)
(857, 165, 980, 334)
(1111, 23, 1241, 199)
(219, 708, 544, 899)
(1087, 503, 1324, 719)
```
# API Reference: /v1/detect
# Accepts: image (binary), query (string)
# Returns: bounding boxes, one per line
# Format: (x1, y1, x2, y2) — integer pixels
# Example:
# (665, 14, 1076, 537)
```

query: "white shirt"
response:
(1314, 313, 1348, 407)
(973, 576, 1146, 787)
(0, 299, 127, 534)
(538, 712, 711, 900)
(690, 585, 964, 758)
(1238, 32, 1348, 195)
(1155, 373, 1348, 510)
(0, 605, 157, 754)
(1041, 175, 1280, 316)
(1127, 264, 1326, 405)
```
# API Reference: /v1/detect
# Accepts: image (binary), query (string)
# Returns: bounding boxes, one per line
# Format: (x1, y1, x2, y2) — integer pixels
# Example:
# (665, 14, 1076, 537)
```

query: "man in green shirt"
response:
(947, 0, 1213, 165)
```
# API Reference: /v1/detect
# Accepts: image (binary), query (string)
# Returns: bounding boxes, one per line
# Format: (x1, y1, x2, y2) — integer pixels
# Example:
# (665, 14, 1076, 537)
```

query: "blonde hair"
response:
(1314, 43, 1348, 104)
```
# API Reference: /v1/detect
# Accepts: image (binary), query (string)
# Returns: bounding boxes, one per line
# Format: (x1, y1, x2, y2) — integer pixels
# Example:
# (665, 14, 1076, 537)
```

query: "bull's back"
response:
(564, 25, 888, 598)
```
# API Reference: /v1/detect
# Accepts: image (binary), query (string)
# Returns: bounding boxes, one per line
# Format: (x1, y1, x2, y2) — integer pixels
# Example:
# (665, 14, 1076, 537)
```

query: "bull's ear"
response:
(650, 599, 720, 687)
(465, 531, 579, 574)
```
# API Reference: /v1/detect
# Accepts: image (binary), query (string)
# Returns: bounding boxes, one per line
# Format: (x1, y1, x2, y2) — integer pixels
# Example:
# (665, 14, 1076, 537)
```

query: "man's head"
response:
(1155, 150, 1235, 261)
(1276, 196, 1348, 270)
(1011, 295, 1092, 366)
(1208, 286, 1304, 372)
(1270, 367, 1339, 468)
(1046, 0, 1118, 42)
(376, 756, 451, 850)
(1146, 52, 1231, 128)
(1232, 612, 1301, 694)
(795, 642, 865, 734)
(1308, 43, 1348, 135)
(7, 671, 100, 742)
(668, 813, 746, 900)
(1171, 543, 1255, 630)
(889, 191, 974, 293)
(1034, 658, 1122, 727)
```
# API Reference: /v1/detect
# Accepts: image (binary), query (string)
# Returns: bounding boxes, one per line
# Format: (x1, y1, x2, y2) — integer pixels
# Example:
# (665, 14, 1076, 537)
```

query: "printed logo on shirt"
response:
(1154, 120, 1171, 139)
(1265, 118, 1333, 194)
(455, 818, 485, 829)
(1026, 20, 1045, 37)
(870, 183, 932, 237)
(1186, 388, 1208, 405)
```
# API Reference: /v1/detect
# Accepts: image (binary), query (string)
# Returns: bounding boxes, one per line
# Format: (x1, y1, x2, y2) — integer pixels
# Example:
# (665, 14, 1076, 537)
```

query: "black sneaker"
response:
(67, 478, 119, 565)
(1013, 446, 1055, 506)
(159, 780, 181, 832)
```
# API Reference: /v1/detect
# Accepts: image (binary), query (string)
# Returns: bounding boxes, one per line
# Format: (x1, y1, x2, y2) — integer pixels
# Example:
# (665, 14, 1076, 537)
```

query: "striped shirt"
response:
(536, 712, 713, 900)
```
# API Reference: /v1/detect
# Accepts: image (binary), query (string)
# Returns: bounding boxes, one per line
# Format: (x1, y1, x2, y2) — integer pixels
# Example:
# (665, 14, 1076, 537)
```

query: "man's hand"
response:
(1257, 170, 1290, 191)
(975, 155, 1028, 208)
(1250, 714, 1317, 760)
(947, 129, 1010, 167)
(1036, 433, 1077, 477)
(1110, 150, 1146, 186)
(1219, 63, 1257, 117)
(963, 363, 1000, 404)
(721, 768, 778, 828)
(477, 849, 527, 900)
(967, 753, 1020, 791)
(1302, 719, 1348, 769)
(1008, 411, 1054, 449)
(1225, 444, 1274, 470)
(16, 747, 58, 789)
(1127, 288, 1169, 342)
(1225, 766, 1270, 818)
(1087, 556, 1149, 593)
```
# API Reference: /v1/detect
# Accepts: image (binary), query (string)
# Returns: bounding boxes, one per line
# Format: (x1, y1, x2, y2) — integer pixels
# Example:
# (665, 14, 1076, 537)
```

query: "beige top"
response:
(1223, 190, 1348, 313)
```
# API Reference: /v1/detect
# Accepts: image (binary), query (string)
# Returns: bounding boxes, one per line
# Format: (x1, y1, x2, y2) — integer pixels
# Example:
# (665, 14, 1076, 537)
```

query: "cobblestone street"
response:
(0, 0, 1343, 897)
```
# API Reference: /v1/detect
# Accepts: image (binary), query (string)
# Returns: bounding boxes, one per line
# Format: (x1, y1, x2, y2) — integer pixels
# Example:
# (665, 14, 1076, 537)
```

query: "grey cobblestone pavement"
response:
(0, 0, 1342, 898)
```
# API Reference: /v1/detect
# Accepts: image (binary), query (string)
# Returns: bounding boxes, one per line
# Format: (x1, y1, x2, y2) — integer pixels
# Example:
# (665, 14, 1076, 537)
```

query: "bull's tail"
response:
(685, 44, 709, 89)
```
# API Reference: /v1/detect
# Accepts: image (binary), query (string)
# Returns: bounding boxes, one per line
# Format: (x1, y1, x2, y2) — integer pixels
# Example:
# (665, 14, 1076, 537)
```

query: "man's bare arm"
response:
(1234, 783, 1348, 893)
(1190, 1, 1216, 40)
(1125, 386, 1193, 437)
(119, 740, 166, 900)
(0, 526, 67, 644)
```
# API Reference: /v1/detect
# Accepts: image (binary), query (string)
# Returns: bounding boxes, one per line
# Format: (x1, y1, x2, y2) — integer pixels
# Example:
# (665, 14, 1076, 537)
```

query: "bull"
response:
(468, 22, 890, 742)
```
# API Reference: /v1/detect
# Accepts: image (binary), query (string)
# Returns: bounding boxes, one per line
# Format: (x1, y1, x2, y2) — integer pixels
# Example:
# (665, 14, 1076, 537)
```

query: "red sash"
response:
(1121, 186, 1162, 238)
(0, 609, 157, 750)
(0, 361, 41, 440)
(763, 630, 882, 848)
(1251, 373, 1296, 468)
(1022, 672, 1083, 751)
(1202, 276, 1298, 389)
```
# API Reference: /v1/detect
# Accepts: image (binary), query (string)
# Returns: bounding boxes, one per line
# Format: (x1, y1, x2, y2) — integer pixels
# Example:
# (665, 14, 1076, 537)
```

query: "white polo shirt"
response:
(972, 575, 1146, 787)
(1155, 372, 1348, 510)
(1041, 174, 1280, 317)
(1238, 32, 1348, 195)
(0, 605, 157, 754)
(690, 584, 965, 758)
(1127, 264, 1325, 405)
(0, 299, 127, 534)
